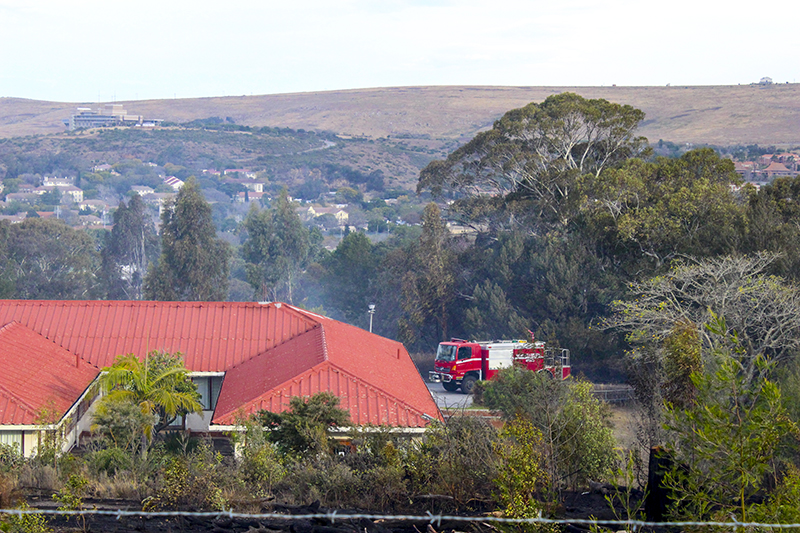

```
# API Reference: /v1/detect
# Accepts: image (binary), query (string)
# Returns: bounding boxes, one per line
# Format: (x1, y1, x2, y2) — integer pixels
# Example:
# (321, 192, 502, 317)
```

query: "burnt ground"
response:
(21, 490, 620, 533)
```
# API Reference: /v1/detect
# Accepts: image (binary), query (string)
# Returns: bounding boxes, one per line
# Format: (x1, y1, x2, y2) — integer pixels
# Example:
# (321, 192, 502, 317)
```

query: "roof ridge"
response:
(0, 320, 99, 371)
(0, 381, 37, 414)
(0, 320, 20, 335)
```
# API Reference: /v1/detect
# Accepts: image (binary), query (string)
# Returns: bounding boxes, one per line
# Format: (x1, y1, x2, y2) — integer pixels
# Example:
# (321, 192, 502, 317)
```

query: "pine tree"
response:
(143, 177, 230, 301)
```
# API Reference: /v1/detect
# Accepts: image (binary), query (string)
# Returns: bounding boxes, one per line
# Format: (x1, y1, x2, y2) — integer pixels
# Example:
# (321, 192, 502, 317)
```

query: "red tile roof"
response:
(0, 301, 441, 427)
(0, 322, 99, 425)
(0, 300, 317, 371)
(214, 317, 438, 426)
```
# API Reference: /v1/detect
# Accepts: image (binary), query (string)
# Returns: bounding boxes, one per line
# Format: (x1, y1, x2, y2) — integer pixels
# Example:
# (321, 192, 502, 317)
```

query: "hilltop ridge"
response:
(2, 84, 800, 146)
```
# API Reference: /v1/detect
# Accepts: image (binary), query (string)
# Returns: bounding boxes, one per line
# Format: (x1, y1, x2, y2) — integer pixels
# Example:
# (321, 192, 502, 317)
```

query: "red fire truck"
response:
(428, 338, 571, 394)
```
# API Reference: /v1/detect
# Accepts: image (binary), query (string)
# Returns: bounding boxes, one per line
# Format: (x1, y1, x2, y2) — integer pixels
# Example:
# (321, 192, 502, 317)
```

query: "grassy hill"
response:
(3, 84, 800, 147)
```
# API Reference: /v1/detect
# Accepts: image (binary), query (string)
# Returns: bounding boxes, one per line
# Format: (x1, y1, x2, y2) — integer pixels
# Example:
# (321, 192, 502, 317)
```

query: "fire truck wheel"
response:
(443, 381, 459, 392)
(461, 375, 477, 395)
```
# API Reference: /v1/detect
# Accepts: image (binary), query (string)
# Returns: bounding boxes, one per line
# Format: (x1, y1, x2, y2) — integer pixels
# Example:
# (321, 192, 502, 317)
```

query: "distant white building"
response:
(163, 176, 184, 190)
(130, 186, 155, 196)
(64, 104, 163, 131)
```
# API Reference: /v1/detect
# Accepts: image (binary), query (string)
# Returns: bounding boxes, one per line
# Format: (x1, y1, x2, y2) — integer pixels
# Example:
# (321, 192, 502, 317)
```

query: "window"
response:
(458, 347, 472, 360)
(0, 431, 22, 451)
(191, 375, 225, 410)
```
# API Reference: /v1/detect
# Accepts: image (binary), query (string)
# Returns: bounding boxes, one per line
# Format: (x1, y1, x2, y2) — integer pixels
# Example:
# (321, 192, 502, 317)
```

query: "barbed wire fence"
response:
(2, 508, 800, 531)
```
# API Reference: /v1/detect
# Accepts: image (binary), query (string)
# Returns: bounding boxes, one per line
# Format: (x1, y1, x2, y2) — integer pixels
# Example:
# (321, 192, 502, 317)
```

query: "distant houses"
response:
(734, 152, 799, 184)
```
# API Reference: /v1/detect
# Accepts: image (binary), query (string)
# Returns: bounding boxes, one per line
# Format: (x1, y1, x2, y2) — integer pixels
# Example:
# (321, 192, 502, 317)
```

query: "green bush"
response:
(0, 445, 22, 474)
(88, 447, 133, 476)
(481, 366, 617, 492)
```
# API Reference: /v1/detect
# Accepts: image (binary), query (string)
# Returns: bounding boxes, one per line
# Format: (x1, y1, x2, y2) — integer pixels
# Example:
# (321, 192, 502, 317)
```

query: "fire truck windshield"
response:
(436, 344, 458, 362)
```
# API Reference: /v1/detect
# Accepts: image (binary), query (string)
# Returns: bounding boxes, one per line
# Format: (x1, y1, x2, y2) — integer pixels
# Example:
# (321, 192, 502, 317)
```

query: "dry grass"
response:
(3, 84, 800, 145)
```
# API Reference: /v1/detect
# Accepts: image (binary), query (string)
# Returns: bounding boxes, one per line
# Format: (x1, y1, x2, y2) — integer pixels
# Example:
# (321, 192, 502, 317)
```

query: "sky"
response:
(1, 0, 797, 103)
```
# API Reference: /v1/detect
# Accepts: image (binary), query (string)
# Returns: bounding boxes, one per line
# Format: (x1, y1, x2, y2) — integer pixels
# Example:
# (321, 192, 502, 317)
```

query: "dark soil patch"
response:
(25, 492, 620, 533)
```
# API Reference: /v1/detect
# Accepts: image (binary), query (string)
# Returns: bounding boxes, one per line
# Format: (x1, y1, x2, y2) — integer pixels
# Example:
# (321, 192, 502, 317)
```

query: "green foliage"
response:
(587, 148, 743, 272)
(464, 280, 529, 340)
(609, 254, 800, 383)
(419, 92, 647, 200)
(493, 418, 549, 520)
(101, 194, 159, 300)
(321, 231, 380, 326)
(241, 189, 310, 303)
(255, 392, 350, 457)
(398, 203, 456, 345)
(748, 464, 800, 524)
(403, 416, 499, 509)
(603, 450, 646, 525)
(0, 445, 22, 474)
(481, 367, 616, 491)
(91, 397, 157, 454)
(234, 420, 286, 497)
(662, 317, 798, 522)
(0, 217, 101, 299)
(662, 319, 703, 409)
(87, 446, 134, 477)
(144, 176, 231, 300)
(95, 351, 202, 453)
(143, 457, 189, 510)
(52, 473, 88, 511)
(144, 441, 229, 511)
(0, 503, 52, 533)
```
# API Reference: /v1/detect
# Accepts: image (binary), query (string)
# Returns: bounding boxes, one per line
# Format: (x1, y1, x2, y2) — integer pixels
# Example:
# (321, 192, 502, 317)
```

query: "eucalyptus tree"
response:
(241, 189, 310, 303)
(2, 217, 101, 299)
(144, 177, 231, 301)
(418, 92, 648, 233)
(102, 194, 159, 300)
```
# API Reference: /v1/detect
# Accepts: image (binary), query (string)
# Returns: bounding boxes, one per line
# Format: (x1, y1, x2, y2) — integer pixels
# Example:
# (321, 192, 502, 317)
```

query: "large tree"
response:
(144, 177, 231, 301)
(102, 194, 159, 300)
(1, 217, 101, 299)
(608, 253, 800, 383)
(241, 189, 310, 303)
(418, 92, 648, 232)
(398, 203, 457, 344)
(585, 148, 744, 273)
(321, 231, 379, 325)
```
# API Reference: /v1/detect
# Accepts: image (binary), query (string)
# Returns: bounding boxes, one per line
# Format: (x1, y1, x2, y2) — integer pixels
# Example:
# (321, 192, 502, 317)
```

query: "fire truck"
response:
(428, 337, 571, 394)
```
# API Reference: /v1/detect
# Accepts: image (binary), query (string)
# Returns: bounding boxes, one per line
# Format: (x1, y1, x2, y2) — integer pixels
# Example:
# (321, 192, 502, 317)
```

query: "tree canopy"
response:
(144, 177, 231, 301)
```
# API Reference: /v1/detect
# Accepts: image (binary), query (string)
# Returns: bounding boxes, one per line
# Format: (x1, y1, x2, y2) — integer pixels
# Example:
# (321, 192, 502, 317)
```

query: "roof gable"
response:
(294, 309, 436, 416)
(0, 321, 99, 425)
(214, 361, 435, 427)
(216, 305, 440, 426)
(213, 325, 327, 421)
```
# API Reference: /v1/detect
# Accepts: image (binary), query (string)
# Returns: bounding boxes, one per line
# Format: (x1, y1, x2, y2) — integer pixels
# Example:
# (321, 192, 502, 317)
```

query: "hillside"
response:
(2, 84, 800, 146)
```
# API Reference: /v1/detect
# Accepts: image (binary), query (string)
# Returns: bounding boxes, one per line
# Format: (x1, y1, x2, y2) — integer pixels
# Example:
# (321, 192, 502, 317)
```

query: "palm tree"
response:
(97, 351, 203, 457)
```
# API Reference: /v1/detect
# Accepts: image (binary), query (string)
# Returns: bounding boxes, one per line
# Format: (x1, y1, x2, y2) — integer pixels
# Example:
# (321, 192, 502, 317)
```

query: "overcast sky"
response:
(1, 0, 797, 103)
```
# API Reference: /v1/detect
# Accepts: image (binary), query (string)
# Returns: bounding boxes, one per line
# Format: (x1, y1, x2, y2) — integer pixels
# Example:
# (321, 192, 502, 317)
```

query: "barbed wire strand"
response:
(1, 508, 799, 529)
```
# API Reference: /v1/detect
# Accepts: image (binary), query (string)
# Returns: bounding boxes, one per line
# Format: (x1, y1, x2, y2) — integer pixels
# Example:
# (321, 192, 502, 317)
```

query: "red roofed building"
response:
(0, 301, 440, 456)
(764, 161, 796, 179)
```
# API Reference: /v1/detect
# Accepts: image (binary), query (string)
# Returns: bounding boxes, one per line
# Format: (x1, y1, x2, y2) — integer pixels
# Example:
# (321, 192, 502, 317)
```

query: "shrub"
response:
(493, 418, 551, 526)
(88, 447, 133, 477)
(0, 444, 22, 474)
(403, 416, 499, 511)
(481, 366, 617, 493)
